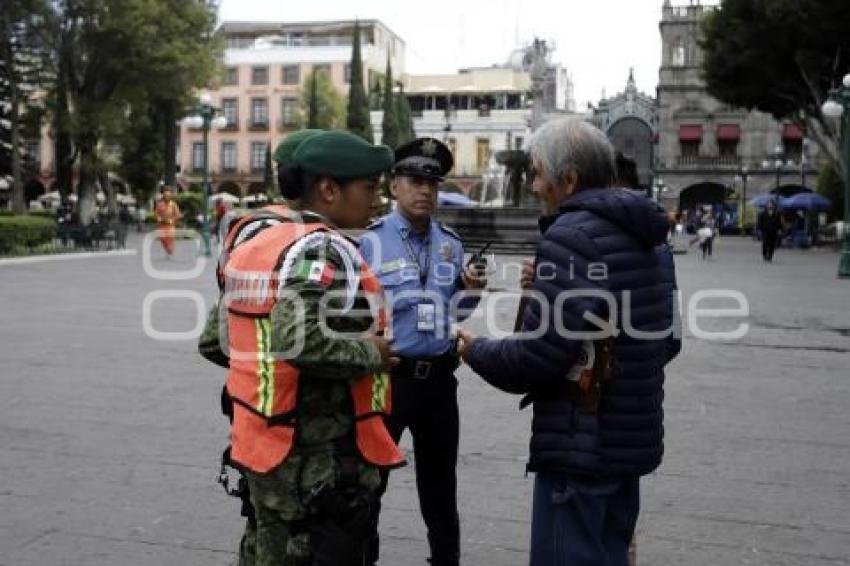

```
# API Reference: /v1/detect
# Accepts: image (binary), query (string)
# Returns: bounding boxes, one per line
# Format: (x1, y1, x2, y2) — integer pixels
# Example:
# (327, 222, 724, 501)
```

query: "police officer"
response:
(216, 130, 406, 566)
(360, 138, 487, 566)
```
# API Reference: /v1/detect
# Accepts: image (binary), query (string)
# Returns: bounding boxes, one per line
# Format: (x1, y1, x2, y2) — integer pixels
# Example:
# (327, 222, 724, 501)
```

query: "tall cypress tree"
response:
(395, 82, 414, 145)
(263, 145, 275, 197)
(381, 57, 399, 149)
(345, 21, 372, 142)
(307, 70, 319, 128)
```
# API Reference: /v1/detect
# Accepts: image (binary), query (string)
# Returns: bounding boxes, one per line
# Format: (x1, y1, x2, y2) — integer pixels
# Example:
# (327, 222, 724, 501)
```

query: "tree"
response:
(700, 0, 850, 181)
(45, 0, 220, 224)
(817, 161, 845, 220)
(395, 82, 415, 146)
(0, 0, 51, 214)
(264, 145, 275, 197)
(381, 57, 400, 149)
(345, 21, 372, 142)
(301, 69, 345, 130)
(117, 106, 164, 205)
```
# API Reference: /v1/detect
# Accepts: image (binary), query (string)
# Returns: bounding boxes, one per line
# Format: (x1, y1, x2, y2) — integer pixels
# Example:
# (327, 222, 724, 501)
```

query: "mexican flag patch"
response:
(295, 259, 336, 285)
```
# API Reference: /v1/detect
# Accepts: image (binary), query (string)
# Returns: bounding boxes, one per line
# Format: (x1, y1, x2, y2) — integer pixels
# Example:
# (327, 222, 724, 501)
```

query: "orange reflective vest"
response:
(223, 220, 405, 474)
(217, 204, 296, 290)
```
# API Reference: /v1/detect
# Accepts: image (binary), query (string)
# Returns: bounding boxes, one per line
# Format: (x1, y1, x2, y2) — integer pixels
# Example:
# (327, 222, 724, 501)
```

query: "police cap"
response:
(293, 130, 394, 179)
(392, 137, 453, 181)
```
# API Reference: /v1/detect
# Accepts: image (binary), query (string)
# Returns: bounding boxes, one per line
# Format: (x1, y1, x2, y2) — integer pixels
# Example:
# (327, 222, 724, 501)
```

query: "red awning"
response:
(679, 124, 703, 141)
(716, 124, 741, 141)
(782, 123, 803, 140)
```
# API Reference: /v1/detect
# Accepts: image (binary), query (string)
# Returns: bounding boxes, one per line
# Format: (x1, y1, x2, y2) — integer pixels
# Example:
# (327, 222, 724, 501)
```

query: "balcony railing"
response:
(247, 118, 269, 132)
(675, 155, 741, 169)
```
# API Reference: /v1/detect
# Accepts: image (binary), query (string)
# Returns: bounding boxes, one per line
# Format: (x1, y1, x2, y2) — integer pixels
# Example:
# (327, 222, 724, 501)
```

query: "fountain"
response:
(436, 39, 551, 253)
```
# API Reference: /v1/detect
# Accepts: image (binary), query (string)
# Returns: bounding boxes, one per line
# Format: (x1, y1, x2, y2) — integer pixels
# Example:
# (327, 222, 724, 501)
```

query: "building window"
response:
(221, 98, 238, 128)
(476, 138, 490, 172)
(281, 97, 298, 126)
(782, 123, 804, 161)
(680, 140, 700, 158)
(514, 136, 524, 150)
(223, 67, 238, 86)
(718, 139, 738, 158)
(312, 64, 331, 78)
(221, 142, 237, 172)
(192, 142, 205, 172)
(251, 66, 269, 85)
(250, 98, 268, 128)
(344, 63, 352, 84)
(282, 65, 300, 85)
(251, 142, 267, 172)
(672, 38, 686, 66)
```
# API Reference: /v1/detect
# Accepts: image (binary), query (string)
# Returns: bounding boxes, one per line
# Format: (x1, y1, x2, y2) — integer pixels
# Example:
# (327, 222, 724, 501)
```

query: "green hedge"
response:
(0, 215, 58, 253)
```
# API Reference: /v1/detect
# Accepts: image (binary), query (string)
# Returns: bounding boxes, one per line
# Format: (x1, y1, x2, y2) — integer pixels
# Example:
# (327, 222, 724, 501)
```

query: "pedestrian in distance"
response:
(154, 186, 182, 257)
(757, 199, 783, 262)
(455, 118, 681, 566)
(361, 137, 487, 566)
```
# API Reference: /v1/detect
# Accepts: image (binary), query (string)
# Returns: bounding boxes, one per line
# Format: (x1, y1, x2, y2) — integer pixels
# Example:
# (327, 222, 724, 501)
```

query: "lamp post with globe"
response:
(822, 73, 850, 278)
(182, 93, 226, 257)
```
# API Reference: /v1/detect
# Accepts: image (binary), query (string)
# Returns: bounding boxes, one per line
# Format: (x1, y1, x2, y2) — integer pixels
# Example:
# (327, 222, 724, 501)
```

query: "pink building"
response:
(178, 19, 405, 197)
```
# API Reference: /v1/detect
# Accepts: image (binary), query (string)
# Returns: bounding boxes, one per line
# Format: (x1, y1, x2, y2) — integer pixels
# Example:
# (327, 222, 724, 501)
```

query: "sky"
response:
(218, 0, 719, 109)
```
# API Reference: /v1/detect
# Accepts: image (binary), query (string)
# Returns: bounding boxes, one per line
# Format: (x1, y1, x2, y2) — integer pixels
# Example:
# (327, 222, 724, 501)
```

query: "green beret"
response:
(293, 130, 394, 179)
(273, 129, 323, 166)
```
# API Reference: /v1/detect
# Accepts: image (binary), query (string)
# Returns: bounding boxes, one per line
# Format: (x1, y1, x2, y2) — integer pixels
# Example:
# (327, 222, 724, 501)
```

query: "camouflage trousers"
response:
(239, 451, 382, 566)
(237, 520, 257, 566)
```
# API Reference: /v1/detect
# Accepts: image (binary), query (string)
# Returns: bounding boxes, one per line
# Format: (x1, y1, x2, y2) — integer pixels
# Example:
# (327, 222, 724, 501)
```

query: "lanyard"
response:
(400, 229, 431, 288)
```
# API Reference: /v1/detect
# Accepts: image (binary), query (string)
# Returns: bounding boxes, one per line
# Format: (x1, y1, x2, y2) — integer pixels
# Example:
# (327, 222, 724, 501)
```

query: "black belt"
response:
(392, 353, 459, 380)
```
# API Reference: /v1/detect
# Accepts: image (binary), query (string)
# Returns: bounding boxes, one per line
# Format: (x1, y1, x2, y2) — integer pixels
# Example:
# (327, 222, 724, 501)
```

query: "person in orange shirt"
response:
(155, 186, 182, 257)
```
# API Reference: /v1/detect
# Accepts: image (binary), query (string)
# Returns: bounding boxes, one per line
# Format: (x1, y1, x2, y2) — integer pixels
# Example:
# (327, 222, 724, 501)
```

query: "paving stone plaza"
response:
(1, 234, 848, 565)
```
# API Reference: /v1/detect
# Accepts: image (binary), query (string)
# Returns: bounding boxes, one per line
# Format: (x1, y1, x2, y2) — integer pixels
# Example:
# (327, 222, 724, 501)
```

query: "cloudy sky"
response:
(218, 0, 719, 109)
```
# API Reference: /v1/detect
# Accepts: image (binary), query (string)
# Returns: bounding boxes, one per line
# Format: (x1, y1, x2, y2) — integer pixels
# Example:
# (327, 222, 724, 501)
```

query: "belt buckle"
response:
(413, 360, 432, 380)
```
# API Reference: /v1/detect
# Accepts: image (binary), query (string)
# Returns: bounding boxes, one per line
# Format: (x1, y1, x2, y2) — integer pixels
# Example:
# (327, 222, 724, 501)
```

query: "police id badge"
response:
(416, 303, 436, 331)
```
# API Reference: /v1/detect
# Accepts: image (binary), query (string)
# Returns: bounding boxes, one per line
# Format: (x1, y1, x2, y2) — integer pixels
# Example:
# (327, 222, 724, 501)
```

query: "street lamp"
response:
(821, 72, 850, 278)
(735, 165, 749, 232)
(653, 176, 667, 202)
(800, 137, 811, 189)
(771, 144, 784, 190)
(182, 93, 226, 257)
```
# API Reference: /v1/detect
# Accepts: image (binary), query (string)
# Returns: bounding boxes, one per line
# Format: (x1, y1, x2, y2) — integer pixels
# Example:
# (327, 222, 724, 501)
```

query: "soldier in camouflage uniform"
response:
(221, 130, 404, 566)
(199, 130, 324, 566)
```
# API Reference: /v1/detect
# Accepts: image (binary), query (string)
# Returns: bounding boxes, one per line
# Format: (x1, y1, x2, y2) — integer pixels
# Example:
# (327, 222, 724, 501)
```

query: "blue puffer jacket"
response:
(466, 188, 681, 478)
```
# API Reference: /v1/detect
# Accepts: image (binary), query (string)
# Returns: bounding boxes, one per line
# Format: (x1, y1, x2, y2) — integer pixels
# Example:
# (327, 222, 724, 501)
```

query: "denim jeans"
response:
(529, 472, 640, 566)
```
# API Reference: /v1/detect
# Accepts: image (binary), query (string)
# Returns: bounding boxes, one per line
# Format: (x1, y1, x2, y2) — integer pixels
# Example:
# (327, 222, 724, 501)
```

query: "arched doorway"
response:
(679, 182, 726, 211)
(216, 181, 242, 198)
(680, 182, 741, 234)
(607, 117, 653, 189)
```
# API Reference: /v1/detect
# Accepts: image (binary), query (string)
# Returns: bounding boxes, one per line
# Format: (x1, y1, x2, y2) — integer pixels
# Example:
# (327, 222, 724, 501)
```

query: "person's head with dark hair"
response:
(527, 118, 616, 214)
(291, 130, 394, 229)
(273, 129, 323, 200)
(615, 152, 640, 190)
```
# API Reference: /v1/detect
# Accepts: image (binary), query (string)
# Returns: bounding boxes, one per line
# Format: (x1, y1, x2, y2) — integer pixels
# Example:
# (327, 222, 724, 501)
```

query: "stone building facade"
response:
(594, 69, 657, 191)
(656, 1, 817, 219)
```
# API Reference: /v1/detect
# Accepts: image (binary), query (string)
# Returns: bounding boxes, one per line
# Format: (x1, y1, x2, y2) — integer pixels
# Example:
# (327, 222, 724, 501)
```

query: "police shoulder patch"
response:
(436, 222, 463, 242)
